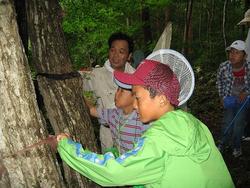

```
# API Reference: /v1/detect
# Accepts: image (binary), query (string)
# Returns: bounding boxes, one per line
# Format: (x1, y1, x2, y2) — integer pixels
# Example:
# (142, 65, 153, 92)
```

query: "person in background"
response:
(238, 9, 250, 62)
(132, 50, 145, 68)
(238, 9, 250, 140)
(85, 77, 150, 156)
(81, 32, 135, 153)
(56, 59, 234, 188)
(216, 40, 250, 157)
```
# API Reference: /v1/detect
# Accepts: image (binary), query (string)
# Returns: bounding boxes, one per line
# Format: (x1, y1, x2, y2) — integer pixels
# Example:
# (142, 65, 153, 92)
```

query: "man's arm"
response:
(57, 136, 165, 186)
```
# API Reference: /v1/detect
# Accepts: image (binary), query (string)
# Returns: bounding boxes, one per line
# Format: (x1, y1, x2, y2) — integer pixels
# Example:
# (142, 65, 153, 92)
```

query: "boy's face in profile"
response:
(114, 87, 134, 109)
(132, 85, 162, 123)
(228, 48, 246, 66)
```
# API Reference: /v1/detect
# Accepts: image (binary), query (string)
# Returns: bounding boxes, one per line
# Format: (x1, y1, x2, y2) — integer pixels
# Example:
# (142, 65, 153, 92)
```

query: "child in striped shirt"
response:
(86, 78, 150, 156)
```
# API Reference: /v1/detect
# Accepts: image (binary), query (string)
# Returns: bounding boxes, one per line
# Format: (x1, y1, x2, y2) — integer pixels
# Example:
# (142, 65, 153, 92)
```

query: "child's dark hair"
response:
(144, 86, 178, 107)
(108, 32, 134, 53)
(144, 86, 158, 98)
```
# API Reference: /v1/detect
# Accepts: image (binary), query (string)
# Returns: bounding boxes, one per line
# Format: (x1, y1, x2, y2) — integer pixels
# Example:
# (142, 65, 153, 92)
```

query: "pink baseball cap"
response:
(114, 59, 180, 106)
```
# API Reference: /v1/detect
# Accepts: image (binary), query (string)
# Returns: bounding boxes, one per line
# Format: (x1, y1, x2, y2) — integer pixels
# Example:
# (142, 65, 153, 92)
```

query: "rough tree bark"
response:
(14, 0, 28, 54)
(26, 0, 100, 187)
(0, 0, 65, 187)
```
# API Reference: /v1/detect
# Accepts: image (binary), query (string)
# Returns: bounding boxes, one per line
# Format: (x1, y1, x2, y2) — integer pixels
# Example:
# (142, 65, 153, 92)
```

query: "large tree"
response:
(0, 0, 65, 187)
(26, 0, 99, 187)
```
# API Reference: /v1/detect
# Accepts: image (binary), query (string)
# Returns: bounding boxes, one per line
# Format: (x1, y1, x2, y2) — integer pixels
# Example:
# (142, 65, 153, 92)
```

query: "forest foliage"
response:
(59, 0, 248, 127)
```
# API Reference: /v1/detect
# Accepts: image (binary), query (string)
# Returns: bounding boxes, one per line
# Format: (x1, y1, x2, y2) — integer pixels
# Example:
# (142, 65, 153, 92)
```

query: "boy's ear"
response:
(159, 95, 169, 107)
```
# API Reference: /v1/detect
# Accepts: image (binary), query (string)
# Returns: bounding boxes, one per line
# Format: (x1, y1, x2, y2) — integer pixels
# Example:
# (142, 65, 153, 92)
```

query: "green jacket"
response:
(58, 110, 234, 188)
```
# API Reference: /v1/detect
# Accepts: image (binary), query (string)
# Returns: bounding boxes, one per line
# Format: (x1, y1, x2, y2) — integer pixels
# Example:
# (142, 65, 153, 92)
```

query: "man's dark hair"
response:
(108, 32, 134, 53)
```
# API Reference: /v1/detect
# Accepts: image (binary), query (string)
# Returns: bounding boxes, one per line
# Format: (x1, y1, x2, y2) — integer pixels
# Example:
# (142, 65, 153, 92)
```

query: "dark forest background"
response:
(57, 0, 249, 128)
(2, 0, 249, 187)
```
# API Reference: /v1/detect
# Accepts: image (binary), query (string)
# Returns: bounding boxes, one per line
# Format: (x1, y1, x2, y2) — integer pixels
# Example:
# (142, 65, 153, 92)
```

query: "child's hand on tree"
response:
(83, 92, 99, 117)
(46, 133, 70, 152)
(57, 133, 70, 142)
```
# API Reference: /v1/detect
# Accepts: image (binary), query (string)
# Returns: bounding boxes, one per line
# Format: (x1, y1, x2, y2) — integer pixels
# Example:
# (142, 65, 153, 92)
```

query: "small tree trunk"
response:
(182, 0, 193, 56)
(222, 0, 228, 51)
(0, 0, 65, 187)
(141, 5, 152, 54)
(207, 0, 215, 57)
(26, 0, 99, 187)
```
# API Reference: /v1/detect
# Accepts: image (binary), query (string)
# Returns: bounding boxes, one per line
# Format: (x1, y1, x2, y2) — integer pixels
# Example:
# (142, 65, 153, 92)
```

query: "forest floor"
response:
(208, 123, 250, 188)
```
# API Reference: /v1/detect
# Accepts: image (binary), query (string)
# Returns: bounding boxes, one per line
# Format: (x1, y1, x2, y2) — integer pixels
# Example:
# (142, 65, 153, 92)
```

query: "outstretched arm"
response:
(84, 97, 99, 118)
(57, 134, 164, 187)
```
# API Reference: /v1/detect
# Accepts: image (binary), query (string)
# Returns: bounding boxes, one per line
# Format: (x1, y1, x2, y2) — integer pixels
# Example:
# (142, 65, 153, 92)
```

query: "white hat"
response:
(114, 77, 132, 90)
(238, 9, 250, 25)
(226, 40, 246, 53)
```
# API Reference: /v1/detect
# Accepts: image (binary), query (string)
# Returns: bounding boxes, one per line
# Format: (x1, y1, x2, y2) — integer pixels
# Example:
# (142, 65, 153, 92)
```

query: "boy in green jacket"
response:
(56, 59, 234, 188)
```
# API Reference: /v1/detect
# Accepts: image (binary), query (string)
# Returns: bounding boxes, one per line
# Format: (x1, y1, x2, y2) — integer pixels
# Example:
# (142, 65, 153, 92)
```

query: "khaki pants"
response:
(100, 125, 113, 153)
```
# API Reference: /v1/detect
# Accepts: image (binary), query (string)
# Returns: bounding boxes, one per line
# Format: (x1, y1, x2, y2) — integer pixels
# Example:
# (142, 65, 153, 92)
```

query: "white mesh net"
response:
(146, 49, 195, 106)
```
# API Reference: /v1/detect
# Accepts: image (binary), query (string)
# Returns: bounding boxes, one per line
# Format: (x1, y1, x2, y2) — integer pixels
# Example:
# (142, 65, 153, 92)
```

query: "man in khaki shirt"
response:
(238, 9, 250, 62)
(82, 32, 135, 152)
(238, 9, 250, 140)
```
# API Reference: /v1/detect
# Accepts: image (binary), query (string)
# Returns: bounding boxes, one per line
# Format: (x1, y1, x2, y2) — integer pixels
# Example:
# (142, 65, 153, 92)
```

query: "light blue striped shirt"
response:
(97, 108, 150, 154)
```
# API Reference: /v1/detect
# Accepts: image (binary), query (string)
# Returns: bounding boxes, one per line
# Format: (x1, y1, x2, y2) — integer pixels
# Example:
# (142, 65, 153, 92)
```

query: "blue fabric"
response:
(223, 96, 238, 108)
(243, 96, 250, 106)
(220, 102, 249, 150)
(68, 139, 116, 165)
(66, 138, 145, 166)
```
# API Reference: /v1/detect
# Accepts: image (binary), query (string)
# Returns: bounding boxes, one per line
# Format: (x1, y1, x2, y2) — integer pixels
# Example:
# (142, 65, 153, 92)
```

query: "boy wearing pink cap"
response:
(86, 78, 150, 156)
(56, 60, 234, 187)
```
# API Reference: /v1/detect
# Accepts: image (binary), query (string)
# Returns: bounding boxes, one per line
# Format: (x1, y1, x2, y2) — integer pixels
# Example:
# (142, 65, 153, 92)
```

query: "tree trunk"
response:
(14, 0, 28, 55)
(245, 0, 250, 9)
(222, 0, 228, 50)
(141, 5, 152, 54)
(0, 0, 65, 187)
(26, 0, 100, 187)
(207, 0, 215, 58)
(154, 6, 172, 51)
(182, 0, 193, 56)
